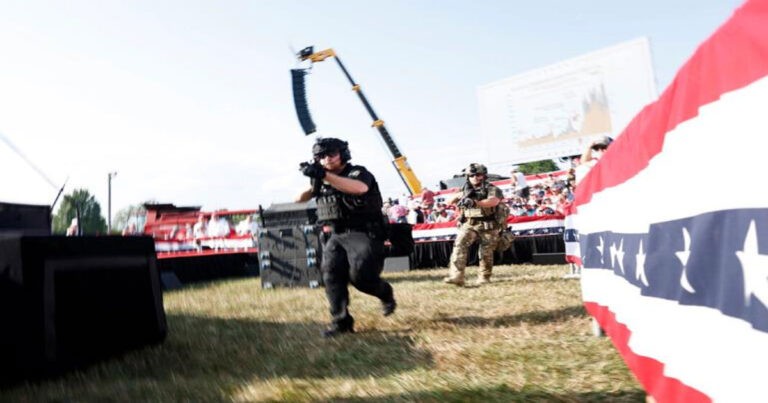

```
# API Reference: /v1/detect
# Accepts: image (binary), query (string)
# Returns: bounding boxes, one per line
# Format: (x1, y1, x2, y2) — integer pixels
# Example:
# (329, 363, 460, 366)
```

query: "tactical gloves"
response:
(300, 161, 326, 180)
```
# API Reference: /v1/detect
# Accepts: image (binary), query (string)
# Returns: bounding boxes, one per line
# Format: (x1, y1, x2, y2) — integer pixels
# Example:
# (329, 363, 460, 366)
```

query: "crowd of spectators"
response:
(381, 169, 578, 226)
(147, 211, 261, 242)
(504, 171, 575, 217)
(377, 136, 609, 226)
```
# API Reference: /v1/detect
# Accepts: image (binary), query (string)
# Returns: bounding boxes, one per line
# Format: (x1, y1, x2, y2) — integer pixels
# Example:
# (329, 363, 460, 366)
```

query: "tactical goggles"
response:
(314, 150, 340, 160)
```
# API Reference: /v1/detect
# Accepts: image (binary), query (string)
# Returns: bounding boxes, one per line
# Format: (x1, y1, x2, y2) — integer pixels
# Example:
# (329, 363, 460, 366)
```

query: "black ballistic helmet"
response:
(463, 163, 488, 177)
(313, 137, 351, 162)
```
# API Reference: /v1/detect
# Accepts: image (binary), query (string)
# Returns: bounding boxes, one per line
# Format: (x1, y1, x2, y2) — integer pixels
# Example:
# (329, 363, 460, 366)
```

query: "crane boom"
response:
(294, 47, 423, 195)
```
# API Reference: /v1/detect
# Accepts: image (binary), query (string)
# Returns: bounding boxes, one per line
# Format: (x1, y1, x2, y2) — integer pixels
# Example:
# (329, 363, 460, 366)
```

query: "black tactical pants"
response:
(321, 230, 394, 331)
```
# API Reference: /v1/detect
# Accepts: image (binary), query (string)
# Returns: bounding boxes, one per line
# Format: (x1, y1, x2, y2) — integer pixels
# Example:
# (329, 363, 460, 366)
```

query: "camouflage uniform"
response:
(445, 167, 504, 286)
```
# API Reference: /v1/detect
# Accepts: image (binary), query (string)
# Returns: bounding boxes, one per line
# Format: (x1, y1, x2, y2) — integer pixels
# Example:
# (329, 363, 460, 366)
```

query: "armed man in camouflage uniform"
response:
(444, 163, 504, 286)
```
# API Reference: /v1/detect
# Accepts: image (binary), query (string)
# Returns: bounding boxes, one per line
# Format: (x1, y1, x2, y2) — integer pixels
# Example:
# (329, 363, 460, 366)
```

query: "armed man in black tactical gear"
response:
(296, 137, 396, 338)
(444, 163, 504, 286)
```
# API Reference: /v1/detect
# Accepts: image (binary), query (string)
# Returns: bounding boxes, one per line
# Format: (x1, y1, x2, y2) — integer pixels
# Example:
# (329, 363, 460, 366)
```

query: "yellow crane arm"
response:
(296, 46, 423, 195)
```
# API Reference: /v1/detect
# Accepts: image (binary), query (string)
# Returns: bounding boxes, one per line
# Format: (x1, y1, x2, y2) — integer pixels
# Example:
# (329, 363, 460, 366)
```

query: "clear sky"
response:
(0, 0, 743, 221)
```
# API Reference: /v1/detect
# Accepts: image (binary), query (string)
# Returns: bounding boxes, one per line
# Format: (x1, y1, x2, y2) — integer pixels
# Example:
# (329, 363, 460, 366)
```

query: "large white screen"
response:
(478, 37, 657, 167)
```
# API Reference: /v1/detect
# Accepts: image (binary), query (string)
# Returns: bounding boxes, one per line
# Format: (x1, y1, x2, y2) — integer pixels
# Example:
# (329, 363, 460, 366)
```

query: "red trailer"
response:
(142, 203, 261, 287)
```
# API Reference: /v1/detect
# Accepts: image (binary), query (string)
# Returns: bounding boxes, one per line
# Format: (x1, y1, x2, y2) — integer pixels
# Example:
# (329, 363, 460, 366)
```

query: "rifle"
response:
(299, 160, 325, 196)
(455, 182, 476, 223)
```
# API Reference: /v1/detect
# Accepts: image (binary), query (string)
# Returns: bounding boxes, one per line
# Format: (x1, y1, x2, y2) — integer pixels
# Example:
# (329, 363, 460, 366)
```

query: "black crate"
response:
(260, 256, 323, 289)
(257, 226, 320, 260)
(258, 225, 323, 288)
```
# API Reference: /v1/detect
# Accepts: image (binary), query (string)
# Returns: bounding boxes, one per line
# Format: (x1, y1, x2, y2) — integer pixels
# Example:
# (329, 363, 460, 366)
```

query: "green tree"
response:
(519, 159, 559, 174)
(52, 188, 107, 235)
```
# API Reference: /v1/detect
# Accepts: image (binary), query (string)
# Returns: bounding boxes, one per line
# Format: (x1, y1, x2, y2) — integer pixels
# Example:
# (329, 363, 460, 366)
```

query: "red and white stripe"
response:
(574, 1, 768, 401)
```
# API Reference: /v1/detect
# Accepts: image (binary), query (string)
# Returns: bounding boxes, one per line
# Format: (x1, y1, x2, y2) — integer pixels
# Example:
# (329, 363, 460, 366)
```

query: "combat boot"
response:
(322, 326, 355, 338)
(443, 276, 465, 287)
(382, 299, 397, 316)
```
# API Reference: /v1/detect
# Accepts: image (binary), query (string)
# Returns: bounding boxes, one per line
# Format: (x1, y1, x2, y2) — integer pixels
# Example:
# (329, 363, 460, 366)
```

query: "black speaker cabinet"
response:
(386, 223, 414, 257)
(383, 255, 412, 272)
(0, 202, 51, 235)
(261, 201, 317, 228)
(0, 235, 167, 381)
(258, 225, 323, 288)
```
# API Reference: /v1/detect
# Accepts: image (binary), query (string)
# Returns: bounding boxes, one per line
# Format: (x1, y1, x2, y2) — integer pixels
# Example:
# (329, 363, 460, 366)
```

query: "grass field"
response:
(1, 264, 644, 402)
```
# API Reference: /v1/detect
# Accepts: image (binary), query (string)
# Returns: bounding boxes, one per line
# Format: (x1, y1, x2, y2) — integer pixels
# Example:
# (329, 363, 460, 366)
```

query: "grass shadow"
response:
(386, 268, 574, 287)
(130, 313, 433, 380)
(385, 271, 447, 284)
(0, 313, 434, 399)
(429, 305, 587, 328)
(489, 275, 575, 286)
(326, 384, 645, 402)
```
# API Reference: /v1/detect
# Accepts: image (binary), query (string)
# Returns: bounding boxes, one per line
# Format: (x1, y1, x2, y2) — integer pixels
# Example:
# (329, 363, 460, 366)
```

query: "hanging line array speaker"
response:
(291, 68, 316, 135)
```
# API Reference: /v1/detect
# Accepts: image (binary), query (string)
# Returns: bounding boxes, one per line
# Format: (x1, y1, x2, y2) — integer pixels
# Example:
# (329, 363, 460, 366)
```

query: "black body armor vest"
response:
(315, 165, 384, 228)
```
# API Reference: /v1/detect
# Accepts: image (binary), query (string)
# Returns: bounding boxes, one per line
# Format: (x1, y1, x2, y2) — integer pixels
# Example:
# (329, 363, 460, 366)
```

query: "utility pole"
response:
(108, 171, 118, 233)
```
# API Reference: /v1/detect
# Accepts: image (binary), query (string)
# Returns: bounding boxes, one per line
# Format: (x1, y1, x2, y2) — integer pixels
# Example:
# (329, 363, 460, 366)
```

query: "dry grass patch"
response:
(1, 264, 643, 402)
